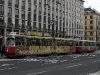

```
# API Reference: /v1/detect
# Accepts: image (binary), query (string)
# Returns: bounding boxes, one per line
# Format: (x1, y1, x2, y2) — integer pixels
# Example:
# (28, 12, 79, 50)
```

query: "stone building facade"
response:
(0, 0, 84, 39)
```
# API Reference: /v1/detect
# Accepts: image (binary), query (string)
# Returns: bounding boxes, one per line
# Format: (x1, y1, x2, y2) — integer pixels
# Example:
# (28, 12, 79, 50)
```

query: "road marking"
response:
(26, 71, 47, 75)
(66, 64, 82, 68)
(89, 71, 100, 75)
(92, 60, 100, 63)
(0, 59, 38, 61)
(0, 67, 16, 71)
(0, 64, 14, 68)
(60, 60, 68, 63)
(1, 64, 14, 67)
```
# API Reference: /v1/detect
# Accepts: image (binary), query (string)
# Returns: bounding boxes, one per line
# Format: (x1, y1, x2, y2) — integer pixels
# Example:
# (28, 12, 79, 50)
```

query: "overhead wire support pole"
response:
(4, 22, 7, 45)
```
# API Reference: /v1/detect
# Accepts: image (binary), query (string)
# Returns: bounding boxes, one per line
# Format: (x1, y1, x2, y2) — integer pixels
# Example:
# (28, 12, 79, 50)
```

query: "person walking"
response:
(0, 45, 2, 56)
(1, 45, 5, 56)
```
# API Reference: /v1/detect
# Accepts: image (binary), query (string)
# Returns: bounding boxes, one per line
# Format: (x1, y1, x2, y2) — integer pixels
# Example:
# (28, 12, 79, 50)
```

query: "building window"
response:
(43, 16, 46, 24)
(28, 13, 31, 20)
(38, 15, 41, 22)
(8, 7, 12, 16)
(15, 9, 19, 18)
(90, 15, 93, 19)
(0, 5, 4, 15)
(34, 14, 37, 21)
(85, 26, 87, 29)
(33, 22, 36, 30)
(15, 9, 19, 15)
(89, 38, 91, 40)
(90, 20, 93, 24)
(90, 32, 93, 36)
(85, 21, 87, 25)
(85, 32, 87, 35)
(85, 16, 87, 19)
(15, 0, 19, 7)
(85, 37, 87, 40)
(0, 18, 4, 25)
(43, 24, 46, 32)
(8, 0, 12, 6)
(90, 26, 93, 29)
(39, 23, 41, 31)
(0, 0, 4, 4)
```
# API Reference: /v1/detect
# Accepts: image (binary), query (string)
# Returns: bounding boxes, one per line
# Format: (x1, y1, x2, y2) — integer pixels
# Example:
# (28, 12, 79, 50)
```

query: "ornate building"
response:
(84, 8, 100, 43)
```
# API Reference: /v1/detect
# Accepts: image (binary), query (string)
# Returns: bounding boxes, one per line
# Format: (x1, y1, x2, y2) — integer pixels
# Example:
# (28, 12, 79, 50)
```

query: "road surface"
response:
(0, 53, 100, 75)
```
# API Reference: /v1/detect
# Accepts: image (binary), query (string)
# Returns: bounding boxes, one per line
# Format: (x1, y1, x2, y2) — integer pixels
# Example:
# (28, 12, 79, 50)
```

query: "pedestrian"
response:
(1, 45, 5, 56)
(0, 45, 2, 56)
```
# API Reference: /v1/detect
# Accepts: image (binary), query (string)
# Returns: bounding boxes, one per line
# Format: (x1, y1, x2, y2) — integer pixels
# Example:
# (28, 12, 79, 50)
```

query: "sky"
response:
(84, 0, 100, 12)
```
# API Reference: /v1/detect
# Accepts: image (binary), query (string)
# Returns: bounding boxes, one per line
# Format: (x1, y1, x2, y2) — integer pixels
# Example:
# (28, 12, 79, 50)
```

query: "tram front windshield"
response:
(6, 38, 15, 46)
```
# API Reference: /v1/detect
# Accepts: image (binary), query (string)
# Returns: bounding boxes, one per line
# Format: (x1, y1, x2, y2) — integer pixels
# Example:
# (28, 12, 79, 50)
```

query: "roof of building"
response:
(84, 8, 96, 12)
(84, 8, 100, 15)
(80, 0, 85, 2)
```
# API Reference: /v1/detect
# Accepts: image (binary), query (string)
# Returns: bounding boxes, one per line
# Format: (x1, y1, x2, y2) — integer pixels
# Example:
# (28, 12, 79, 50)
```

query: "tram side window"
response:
(89, 42, 91, 46)
(79, 41, 83, 46)
(31, 39, 36, 45)
(44, 39, 51, 46)
(7, 38, 15, 46)
(76, 41, 79, 46)
(57, 40, 61, 46)
(41, 39, 48, 46)
(84, 42, 89, 46)
(61, 40, 64, 46)
(40, 39, 44, 46)
(48, 39, 52, 46)
(94, 42, 96, 46)
(90, 42, 95, 46)
(93, 42, 95, 46)
(65, 41, 68, 46)
(42, 39, 46, 46)
(26, 38, 32, 46)
(66, 41, 73, 46)
(36, 39, 41, 46)
(87, 42, 90, 46)
(59, 40, 63, 46)
(15, 37, 24, 45)
(63, 40, 66, 46)
(30, 38, 40, 46)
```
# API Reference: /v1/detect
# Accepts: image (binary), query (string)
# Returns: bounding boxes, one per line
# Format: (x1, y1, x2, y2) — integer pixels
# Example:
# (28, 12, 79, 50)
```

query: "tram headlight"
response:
(7, 49, 8, 52)
(6, 48, 8, 52)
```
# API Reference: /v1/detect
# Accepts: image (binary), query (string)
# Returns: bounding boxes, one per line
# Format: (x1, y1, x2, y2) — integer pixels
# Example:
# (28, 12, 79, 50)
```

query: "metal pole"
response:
(19, 25, 21, 34)
(42, 25, 44, 37)
(52, 22, 54, 38)
(96, 18, 97, 50)
(4, 22, 7, 45)
(24, 20, 27, 34)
